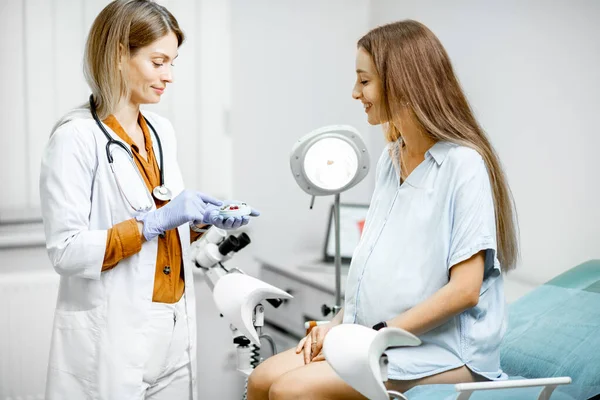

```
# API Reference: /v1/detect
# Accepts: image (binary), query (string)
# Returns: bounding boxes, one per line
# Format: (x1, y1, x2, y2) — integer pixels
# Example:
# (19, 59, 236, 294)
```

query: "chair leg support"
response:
(387, 389, 408, 400)
(455, 391, 473, 400)
(538, 385, 558, 400)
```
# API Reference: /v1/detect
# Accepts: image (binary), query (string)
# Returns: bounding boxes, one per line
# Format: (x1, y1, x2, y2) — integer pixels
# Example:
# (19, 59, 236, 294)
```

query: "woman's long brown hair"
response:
(359, 20, 519, 271)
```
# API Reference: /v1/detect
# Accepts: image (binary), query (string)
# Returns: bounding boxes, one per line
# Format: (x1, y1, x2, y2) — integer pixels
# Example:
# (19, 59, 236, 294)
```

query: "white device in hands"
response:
(219, 202, 252, 218)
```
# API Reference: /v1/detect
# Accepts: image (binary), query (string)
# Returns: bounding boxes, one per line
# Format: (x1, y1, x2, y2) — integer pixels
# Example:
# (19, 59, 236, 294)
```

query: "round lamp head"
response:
(290, 125, 370, 196)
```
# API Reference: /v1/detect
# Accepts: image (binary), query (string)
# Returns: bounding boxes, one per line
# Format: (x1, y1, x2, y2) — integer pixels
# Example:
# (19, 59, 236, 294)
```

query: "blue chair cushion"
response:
(500, 260, 600, 399)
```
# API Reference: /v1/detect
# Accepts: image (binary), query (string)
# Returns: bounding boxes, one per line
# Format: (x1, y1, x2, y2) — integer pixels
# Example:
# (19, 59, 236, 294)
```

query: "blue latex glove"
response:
(136, 190, 223, 241)
(202, 202, 260, 230)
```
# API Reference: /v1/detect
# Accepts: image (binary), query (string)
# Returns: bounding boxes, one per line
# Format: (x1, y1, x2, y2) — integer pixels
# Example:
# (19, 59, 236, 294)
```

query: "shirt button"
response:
(163, 265, 171, 275)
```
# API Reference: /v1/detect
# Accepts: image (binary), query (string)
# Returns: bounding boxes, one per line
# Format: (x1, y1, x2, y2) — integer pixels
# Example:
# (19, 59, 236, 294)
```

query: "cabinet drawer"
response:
(302, 285, 336, 323)
(259, 267, 337, 339)
(260, 267, 306, 337)
(262, 322, 299, 357)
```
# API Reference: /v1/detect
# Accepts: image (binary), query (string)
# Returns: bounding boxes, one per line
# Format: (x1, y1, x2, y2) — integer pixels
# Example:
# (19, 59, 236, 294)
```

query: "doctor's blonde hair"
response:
(358, 20, 519, 271)
(84, 0, 185, 119)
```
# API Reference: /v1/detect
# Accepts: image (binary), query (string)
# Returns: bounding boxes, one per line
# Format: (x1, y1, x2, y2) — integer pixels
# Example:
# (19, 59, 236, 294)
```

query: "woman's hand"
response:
(295, 323, 334, 364)
(200, 202, 260, 230)
(137, 190, 223, 241)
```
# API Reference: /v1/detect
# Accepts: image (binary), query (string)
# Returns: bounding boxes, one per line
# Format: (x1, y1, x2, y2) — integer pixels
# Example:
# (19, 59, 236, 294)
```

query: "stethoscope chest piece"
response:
(89, 94, 174, 208)
(153, 185, 172, 202)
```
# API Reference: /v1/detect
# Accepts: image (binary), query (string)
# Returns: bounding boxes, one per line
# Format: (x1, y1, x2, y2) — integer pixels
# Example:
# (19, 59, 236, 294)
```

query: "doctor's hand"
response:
(295, 323, 334, 364)
(137, 190, 223, 241)
(198, 202, 260, 230)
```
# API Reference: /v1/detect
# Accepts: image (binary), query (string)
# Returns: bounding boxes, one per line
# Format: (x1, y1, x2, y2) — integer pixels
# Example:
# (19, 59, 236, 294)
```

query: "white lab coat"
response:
(39, 108, 198, 400)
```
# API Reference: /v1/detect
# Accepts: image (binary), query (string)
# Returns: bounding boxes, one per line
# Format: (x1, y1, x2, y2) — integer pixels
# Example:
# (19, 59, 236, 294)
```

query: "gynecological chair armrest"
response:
(213, 273, 293, 346)
(323, 324, 421, 400)
(454, 376, 572, 400)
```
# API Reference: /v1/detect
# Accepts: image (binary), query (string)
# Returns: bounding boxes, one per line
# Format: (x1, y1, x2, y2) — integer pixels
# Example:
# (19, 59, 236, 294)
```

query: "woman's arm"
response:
(331, 308, 345, 325)
(387, 152, 498, 336)
(101, 220, 145, 271)
(386, 251, 484, 336)
(299, 308, 345, 363)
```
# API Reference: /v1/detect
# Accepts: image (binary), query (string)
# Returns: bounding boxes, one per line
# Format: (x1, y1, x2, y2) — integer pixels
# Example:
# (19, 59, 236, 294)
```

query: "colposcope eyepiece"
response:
(218, 235, 240, 256)
(234, 233, 251, 252)
(218, 233, 252, 255)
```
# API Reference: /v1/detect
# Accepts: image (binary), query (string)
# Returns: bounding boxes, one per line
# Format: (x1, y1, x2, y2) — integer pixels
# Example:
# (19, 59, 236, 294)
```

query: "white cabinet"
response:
(258, 253, 348, 352)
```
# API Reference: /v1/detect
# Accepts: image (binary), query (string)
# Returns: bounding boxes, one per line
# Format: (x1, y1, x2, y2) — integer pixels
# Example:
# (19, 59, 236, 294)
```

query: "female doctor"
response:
(39, 1, 257, 399)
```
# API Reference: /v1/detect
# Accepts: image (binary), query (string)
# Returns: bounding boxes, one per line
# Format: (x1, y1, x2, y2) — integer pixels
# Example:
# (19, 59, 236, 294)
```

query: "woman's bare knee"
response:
(269, 359, 368, 400)
(268, 373, 304, 400)
(247, 361, 280, 400)
(247, 348, 304, 400)
(246, 364, 269, 400)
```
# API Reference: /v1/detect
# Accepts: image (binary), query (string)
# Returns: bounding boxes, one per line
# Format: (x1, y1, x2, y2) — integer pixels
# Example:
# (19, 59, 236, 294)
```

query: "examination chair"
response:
(323, 259, 600, 400)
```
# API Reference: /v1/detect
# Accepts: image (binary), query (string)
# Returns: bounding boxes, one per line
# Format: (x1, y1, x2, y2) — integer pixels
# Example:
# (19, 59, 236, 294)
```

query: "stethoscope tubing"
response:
(89, 94, 166, 188)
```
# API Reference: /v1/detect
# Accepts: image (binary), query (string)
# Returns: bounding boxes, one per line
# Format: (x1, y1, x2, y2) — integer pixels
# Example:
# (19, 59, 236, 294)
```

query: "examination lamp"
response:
(290, 125, 370, 315)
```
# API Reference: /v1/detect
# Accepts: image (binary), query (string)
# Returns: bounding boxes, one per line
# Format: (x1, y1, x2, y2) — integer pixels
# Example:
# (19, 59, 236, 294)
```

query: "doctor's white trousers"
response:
(138, 295, 193, 400)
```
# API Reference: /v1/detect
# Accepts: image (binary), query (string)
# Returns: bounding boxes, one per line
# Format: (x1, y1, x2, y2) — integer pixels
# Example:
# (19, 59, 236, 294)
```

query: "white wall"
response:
(0, 0, 231, 223)
(0, 0, 98, 222)
(368, 0, 600, 290)
(231, 0, 375, 271)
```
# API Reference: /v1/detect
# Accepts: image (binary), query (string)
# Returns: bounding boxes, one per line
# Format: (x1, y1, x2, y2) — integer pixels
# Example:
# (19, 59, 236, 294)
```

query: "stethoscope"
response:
(89, 95, 172, 208)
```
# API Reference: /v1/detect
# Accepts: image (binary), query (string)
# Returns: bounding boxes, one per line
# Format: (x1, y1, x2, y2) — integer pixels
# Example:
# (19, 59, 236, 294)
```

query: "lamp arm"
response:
(333, 193, 342, 311)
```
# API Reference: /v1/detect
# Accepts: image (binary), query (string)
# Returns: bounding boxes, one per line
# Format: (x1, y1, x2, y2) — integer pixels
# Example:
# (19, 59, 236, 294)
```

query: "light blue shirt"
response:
(343, 140, 507, 381)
